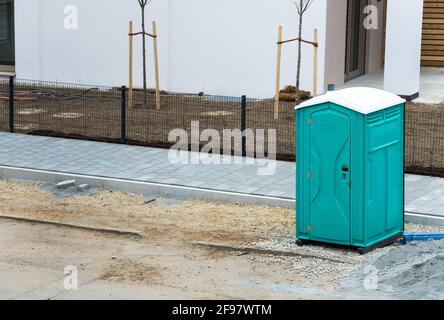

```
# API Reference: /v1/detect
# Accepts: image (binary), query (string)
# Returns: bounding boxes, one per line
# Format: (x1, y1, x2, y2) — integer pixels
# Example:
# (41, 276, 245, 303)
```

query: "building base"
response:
(399, 92, 419, 102)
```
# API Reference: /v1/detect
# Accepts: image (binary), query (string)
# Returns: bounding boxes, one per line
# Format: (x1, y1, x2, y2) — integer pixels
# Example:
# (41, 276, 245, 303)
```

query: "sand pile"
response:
(342, 239, 444, 299)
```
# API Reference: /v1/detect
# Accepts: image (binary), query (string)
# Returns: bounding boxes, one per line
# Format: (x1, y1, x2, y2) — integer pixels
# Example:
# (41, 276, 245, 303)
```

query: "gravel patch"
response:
(253, 223, 444, 289)
(253, 237, 394, 281)
(405, 223, 444, 233)
(342, 239, 444, 300)
(39, 181, 98, 198)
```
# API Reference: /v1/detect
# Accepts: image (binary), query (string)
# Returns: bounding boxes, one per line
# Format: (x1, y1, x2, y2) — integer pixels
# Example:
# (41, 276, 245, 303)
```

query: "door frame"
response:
(345, 0, 367, 81)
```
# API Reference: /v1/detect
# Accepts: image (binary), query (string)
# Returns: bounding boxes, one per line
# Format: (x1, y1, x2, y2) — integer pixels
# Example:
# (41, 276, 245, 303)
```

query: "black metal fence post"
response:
(241, 95, 247, 157)
(8, 76, 14, 133)
(120, 86, 127, 144)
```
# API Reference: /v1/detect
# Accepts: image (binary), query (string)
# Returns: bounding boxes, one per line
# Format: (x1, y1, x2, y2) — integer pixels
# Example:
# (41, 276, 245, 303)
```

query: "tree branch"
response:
(294, 0, 314, 15)
(138, 0, 152, 9)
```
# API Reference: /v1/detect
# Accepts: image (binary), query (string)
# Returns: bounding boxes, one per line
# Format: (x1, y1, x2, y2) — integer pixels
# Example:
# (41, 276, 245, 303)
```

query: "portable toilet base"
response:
(296, 232, 404, 254)
(295, 88, 405, 254)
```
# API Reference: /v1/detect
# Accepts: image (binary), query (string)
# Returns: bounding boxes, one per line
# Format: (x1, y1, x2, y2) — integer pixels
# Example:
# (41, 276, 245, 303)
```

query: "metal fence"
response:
(1, 76, 444, 176)
(405, 109, 444, 177)
(0, 77, 296, 160)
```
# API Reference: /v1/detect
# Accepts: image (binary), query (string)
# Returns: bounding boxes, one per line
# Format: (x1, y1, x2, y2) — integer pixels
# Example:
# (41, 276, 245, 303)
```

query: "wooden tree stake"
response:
(274, 27, 319, 111)
(274, 25, 283, 121)
(152, 21, 161, 111)
(129, 21, 134, 108)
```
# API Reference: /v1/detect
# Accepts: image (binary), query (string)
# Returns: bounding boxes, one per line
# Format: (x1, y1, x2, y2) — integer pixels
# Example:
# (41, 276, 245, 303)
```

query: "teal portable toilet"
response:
(295, 87, 405, 254)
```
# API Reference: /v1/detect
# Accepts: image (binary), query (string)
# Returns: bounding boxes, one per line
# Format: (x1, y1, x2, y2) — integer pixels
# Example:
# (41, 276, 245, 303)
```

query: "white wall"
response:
(384, 0, 424, 98)
(14, 0, 328, 98)
(14, 0, 40, 78)
(324, 0, 386, 90)
(324, 0, 347, 90)
(15, 0, 169, 88)
(167, 0, 327, 97)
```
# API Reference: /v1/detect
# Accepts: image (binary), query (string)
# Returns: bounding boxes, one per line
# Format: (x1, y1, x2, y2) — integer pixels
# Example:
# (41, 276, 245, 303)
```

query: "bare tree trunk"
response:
(296, 0, 303, 92)
(141, 5, 147, 108)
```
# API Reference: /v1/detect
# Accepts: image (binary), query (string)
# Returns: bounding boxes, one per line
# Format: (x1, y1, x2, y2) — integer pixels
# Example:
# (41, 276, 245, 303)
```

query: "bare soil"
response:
(0, 82, 295, 160)
(0, 179, 335, 299)
(1, 179, 443, 299)
(0, 180, 294, 246)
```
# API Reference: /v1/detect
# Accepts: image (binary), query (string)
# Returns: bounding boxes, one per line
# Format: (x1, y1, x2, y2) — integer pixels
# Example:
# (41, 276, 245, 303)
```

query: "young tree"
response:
(294, 0, 314, 92)
(138, 0, 152, 108)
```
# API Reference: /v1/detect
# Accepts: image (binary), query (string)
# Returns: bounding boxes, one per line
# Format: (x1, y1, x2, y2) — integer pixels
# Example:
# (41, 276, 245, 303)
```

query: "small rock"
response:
(57, 180, 76, 190)
(77, 184, 90, 192)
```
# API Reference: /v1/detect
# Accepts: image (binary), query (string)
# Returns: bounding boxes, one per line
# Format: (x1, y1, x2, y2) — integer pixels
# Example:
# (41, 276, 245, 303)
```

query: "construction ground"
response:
(1, 132, 444, 299)
(1, 179, 444, 300)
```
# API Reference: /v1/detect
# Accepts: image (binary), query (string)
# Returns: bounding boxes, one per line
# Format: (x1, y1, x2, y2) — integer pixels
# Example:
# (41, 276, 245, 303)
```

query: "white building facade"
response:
(1, 0, 424, 100)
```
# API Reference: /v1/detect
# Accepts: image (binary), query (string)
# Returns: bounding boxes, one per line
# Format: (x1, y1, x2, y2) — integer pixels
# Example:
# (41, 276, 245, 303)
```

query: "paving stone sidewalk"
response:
(0, 132, 442, 216)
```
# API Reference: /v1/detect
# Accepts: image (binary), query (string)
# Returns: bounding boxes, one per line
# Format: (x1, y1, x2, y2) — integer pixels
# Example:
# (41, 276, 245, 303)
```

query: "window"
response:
(0, 0, 14, 67)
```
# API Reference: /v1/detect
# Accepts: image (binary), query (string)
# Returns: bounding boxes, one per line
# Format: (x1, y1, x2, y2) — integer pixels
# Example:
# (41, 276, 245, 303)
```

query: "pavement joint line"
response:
(0, 214, 144, 238)
(8, 275, 67, 301)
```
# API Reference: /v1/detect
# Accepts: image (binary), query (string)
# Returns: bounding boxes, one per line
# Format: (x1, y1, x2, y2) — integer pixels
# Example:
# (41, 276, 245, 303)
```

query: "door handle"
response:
(342, 165, 349, 173)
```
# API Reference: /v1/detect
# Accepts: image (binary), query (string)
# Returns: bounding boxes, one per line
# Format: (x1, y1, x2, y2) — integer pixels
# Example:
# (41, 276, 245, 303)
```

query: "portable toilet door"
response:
(295, 87, 405, 253)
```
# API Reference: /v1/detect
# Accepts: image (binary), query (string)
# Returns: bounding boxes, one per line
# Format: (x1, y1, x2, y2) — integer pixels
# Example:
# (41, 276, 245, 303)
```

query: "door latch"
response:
(307, 171, 312, 180)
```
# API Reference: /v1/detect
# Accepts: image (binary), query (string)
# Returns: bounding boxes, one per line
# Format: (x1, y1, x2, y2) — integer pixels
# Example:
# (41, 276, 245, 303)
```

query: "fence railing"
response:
(405, 108, 444, 177)
(1, 76, 444, 177)
(0, 76, 296, 160)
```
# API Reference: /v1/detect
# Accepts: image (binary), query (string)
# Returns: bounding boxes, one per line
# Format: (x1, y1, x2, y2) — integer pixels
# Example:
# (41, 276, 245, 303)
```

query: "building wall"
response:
(14, 0, 328, 98)
(324, 0, 347, 90)
(421, 0, 444, 67)
(384, 0, 424, 97)
(15, 0, 170, 88)
(323, 0, 386, 90)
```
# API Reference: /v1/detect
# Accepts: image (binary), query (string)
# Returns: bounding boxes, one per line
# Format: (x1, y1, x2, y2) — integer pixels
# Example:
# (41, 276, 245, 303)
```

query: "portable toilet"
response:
(295, 87, 405, 254)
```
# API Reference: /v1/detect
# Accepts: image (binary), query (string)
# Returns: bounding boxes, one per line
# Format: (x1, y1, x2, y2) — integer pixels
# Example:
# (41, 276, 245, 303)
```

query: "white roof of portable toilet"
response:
(295, 87, 405, 115)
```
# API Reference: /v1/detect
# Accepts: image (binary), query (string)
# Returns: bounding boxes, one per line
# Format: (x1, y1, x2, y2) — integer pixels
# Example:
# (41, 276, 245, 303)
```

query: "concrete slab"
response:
(339, 67, 444, 104)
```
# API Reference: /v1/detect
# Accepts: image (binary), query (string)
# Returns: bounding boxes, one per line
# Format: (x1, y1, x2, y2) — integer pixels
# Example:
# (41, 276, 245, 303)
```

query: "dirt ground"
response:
(1, 179, 443, 300)
(0, 83, 295, 161)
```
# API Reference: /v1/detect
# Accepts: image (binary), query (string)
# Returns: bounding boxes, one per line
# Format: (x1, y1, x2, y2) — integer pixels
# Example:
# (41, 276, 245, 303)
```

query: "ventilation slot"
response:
(385, 107, 400, 119)
(367, 111, 384, 124)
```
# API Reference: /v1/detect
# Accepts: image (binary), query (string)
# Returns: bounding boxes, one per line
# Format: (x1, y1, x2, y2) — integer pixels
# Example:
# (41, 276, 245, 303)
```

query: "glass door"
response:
(345, 0, 366, 81)
(0, 0, 15, 70)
